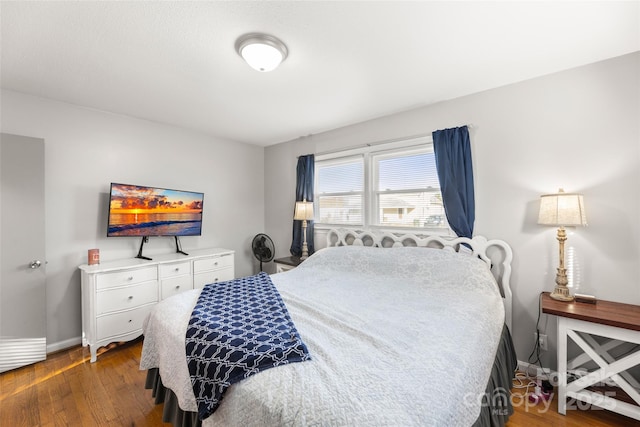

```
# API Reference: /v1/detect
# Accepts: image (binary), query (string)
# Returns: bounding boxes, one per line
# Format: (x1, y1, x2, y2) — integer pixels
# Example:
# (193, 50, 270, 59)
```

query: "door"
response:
(0, 133, 46, 372)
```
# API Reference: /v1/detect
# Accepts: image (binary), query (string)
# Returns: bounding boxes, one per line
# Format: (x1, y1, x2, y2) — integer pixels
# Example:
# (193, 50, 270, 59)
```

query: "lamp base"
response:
(550, 285, 574, 302)
(301, 223, 309, 260)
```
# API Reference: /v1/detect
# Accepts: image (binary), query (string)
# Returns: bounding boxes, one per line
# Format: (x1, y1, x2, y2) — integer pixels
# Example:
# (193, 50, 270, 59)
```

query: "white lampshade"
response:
(235, 33, 288, 72)
(538, 189, 587, 227)
(294, 200, 314, 221)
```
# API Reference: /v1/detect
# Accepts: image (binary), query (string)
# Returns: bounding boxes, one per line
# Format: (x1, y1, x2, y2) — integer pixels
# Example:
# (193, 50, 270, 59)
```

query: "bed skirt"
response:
(145, 324, 517, 427)
(145, 368, 202, 427)
(471, 324, 518, 427)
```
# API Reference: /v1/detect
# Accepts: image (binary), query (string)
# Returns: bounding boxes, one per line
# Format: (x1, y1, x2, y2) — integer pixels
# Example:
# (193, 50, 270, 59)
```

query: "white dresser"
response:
(79, 248, 234, 362)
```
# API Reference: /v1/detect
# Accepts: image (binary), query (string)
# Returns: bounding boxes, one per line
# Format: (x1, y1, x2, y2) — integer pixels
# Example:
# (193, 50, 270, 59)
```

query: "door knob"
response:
(29, 260, 42, 269)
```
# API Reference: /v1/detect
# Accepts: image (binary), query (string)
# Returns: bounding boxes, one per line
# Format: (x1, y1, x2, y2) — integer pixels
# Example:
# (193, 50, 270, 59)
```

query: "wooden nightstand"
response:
(541, 291, 640, 421)
(274, 256, 303, 273)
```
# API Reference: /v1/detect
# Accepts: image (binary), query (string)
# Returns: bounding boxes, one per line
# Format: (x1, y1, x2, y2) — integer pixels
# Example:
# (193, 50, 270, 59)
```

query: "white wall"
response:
(264, 52, 640, 369)
(0, 90, 265, 350)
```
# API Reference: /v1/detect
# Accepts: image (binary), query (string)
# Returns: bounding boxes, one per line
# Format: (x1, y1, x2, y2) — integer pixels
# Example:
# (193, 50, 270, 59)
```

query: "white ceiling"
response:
(1, 1, 638, 147)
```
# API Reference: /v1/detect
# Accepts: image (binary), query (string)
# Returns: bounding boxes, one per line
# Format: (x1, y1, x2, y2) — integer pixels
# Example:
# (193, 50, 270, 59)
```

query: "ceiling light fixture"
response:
(235, 33, 288, 72)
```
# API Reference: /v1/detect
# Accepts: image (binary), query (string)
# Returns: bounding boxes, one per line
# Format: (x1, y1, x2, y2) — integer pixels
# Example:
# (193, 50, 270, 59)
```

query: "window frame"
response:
(314, 136, 453, 234)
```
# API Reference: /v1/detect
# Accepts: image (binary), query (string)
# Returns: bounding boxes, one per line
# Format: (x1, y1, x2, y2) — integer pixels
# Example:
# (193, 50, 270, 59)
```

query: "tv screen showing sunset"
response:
(107, 183, 204, 236)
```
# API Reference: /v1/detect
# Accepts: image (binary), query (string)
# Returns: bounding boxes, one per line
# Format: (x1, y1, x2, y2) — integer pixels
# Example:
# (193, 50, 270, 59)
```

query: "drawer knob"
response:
(127, 276, 134, 281)
(214, 278, 219, 282)
(174, 267, 180, 271)
(128, 296, 133, 300)
(128, 319, 132, 323)
(214, 262, 218, 266)
(175, 285, 180, 289)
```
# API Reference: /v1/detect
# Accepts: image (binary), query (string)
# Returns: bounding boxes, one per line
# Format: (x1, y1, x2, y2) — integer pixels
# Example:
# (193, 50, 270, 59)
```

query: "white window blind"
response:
(372, 148, 447, 228)
(315, 156, 364, 225)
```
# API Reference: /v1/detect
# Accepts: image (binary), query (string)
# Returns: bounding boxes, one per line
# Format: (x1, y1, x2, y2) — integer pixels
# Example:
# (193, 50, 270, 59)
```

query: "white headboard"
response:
(326, 228, 514, 331)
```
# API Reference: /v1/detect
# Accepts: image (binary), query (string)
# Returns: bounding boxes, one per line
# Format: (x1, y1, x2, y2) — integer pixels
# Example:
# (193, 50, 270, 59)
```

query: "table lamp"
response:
(294, 199, 314, 259)
(538, 189, 587, 301)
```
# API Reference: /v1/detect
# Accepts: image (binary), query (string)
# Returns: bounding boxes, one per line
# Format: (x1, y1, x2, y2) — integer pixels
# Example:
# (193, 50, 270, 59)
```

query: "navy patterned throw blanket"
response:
(185, 272, 311, 420)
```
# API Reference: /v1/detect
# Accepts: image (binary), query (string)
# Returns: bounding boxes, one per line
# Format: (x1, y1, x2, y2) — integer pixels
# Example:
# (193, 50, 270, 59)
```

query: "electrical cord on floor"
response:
(512, 371, 538, 395)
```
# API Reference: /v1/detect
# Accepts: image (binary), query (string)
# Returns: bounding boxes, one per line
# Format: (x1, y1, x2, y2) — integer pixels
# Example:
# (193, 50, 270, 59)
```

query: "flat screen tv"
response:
(107, 183, 204, 238)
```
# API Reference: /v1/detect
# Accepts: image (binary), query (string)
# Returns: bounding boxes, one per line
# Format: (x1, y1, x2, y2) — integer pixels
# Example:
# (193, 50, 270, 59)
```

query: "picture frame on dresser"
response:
(79, 248, 234, 362)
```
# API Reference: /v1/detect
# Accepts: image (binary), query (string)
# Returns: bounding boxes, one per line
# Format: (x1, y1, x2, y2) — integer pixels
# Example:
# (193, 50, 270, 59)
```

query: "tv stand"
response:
(136, 236, 152, 260)
(175, 236, 188, 256)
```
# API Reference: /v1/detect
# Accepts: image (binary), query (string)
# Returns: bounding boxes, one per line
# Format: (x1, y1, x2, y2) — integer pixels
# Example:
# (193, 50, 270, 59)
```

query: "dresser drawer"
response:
(96, 281, 158, 315)
(193, 255, 234, 273)
(96, 304, 154, 341)
(96, 266, 157, 290)
(158, 261, 191, 279)
(193, 268, 234, 289)
(161, 276, 193, 300)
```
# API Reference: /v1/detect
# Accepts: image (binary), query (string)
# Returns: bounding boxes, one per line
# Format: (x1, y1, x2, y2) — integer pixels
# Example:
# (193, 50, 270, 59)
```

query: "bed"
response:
(141, 229, 517, 427)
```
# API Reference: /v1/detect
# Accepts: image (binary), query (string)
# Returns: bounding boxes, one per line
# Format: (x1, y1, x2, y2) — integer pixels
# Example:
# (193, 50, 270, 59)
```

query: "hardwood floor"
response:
(506, 375, 640, 427)
(0, 339, 163, 426)
(1, 340, 638, 426)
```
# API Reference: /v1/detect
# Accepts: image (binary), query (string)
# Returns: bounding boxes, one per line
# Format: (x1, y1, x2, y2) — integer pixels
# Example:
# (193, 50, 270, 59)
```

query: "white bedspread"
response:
(141, 245, 505, 426)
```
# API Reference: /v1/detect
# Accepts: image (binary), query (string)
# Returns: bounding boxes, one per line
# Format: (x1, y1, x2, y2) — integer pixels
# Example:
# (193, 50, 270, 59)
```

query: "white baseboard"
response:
(47, 336, 82, 354)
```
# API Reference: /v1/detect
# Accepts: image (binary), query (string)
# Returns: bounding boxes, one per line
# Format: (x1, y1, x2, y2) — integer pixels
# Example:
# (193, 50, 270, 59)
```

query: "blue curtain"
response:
(432, 126, 475, 238)
(290, 154, 315, 257)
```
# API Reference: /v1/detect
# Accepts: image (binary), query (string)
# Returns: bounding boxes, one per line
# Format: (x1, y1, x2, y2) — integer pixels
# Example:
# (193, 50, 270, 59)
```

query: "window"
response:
(315, 156, 364, 225)
(315, 138, 449, 231)
(373, 148, 445, 228)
